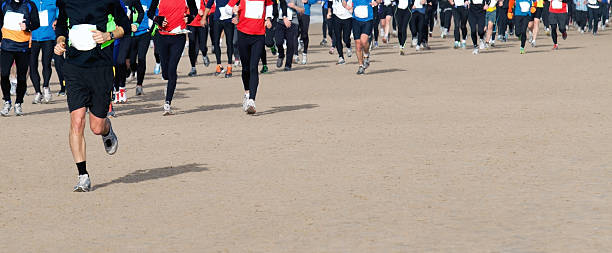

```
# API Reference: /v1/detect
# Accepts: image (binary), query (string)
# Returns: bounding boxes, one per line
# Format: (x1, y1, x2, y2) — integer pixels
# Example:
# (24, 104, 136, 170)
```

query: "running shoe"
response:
(337, 57, 346, 65)
(453, 41, 460, 49)
(424, 43, 431, 50)
(461, 41, 466, 49)
(118, 88, 127, 103)
(552, 44, 559, 50)
(411, 38, 417, 47)
(188, 67, 197, 77)
(320, 38, 328, 46)
(301, 53, 307, 65)
(127, 72, 136, 83)
(429, 31, 433, 37)
(415, 44, 421, 51)
(276, 57, 283, 68)
(530, 40, 536, 47)
(243, 93, 249, 112)
(472, 48, 479, 55)
(113, 90, 120, 104)
(364, 55, 370, 69)
(382, 35, 388, 44)
(374, 41, 379, 48)
(520, 47, 525, 54)
(329, 47, 335, 54)
(234, 58, 241, 67)
(14, 103, 22, 116)
(163, 102, 174, 116)
(73, 174, 91, 192)
(293, 55, 299, 64)
(357, 65, 365, 75)
(270, 45, 278, 56)
(1, 101, 11, 117)
(10, 79, 16, 95)
(135, 85, 143, 96)
(490, 40, 496, 47)
(246, 99, 256, 114)
(479, 39, 485, 49)
(43, 87, 52, 103)
(214, 65, 224, 76)
(260, 65, 268, 74)
(102, 118, 118, 155)
(545, 28, 550, 36)
(203, 55, 211, 67)
(284, 66, 292, 71)
(57, 91, 66, 96)
(400, 46, 405, 55)
(225, 65, 233, 78)
(562, 31, 567, 40)
(32, 92, 43, 104)
(154, 63, 161, 74)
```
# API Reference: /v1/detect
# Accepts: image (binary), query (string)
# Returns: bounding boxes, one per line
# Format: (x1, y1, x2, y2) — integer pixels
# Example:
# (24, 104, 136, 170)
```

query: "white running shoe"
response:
(113, 90, 119, 104)
(73, 174, 91, 192)
(242, 93, 249, 112)
(415, 44, 421, 51)
(43, 87, 52, 103)
(118, 88, 127, 103)
(246, 99, 256, 114)
(346, 48, 352, 57)
(1, 101, 11, 116)
(479, 39, 485, 50)
(32, 92, 43, 104)
(411, 38, 417, 47)
(301, 53, 307, 65)
(163, 102, 174, 116)
(101, 118, 118, 155)
(472, 48, 479, 55)
(14, 103, 23, 116)
(154, 63, 161, 75)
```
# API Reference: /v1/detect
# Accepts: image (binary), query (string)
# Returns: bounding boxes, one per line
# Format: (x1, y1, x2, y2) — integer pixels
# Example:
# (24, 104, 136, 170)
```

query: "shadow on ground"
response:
(254, 103, 319, 116)
(93, 163, 209, 191)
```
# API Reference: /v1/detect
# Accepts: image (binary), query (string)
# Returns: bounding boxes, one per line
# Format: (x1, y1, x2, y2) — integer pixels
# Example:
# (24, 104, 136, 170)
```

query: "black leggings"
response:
(115, 37, 132, 90)
(453, 7, 468, 42)
(1, 50, 28, 104)
(130, 33, 151, 86)
(322, 5, 333, 39)
(550, 23, 566, 44)
(372, 6, 380, 42)
(30, 40, 64, 93)
(426, 3, 438, 32)
(275, 22, 299, 68)
(441, 8, 452, 30)
(157, 34, 186, 104)
(410, 11, 427, 45)
(298, 14, 310, 54)
(468, 8, 486, 46)
(514, 15, 529, 47)
(237, 31, 264, 100)
(396, 8, 411, 47)
(333, 16, 352, 58)
(153, 33, 161, 64)
(212, 20, 235, 65)
(187, 24, 210, 67)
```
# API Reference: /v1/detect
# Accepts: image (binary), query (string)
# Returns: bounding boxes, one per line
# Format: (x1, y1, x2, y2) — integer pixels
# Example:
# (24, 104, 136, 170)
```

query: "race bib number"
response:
(220, 6, 233, 20)
(551, 0, 562, 9)
(69, 24, 97, 51)
(3, 11, 23, 31)
(519, 1, 530, 12)
(383, 0, 391, 5)
(398, 0, 409, 9)
(354, 5, 368, 18)
(39, 10, 49, 27)
(413, 0, 423, 8)
(245, 0, 264, 19)
(472, 0, 483, 4)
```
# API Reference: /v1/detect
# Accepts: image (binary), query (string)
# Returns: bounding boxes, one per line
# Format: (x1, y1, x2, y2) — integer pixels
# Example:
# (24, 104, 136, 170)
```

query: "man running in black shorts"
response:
(55, 0, 130, 192)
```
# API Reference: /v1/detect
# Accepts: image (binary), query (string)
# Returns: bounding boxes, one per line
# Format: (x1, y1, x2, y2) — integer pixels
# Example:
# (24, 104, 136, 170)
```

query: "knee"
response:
(71, 116, 86, 133)
(90, 120, 107, 135)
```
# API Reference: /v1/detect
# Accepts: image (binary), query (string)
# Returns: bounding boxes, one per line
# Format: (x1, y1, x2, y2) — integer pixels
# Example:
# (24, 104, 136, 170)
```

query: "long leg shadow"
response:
(255, 104, 319, 116)
(367, 68, 406, 75)
(177, 103, 242, 115)
(93, 163, 209, 191)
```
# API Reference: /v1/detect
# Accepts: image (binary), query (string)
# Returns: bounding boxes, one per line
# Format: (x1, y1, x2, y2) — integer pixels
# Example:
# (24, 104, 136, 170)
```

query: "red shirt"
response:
(548, 0, 567, 13)
(190, 0, 215, 27)
(227, 0, 273, 35)
(159, 0, 189, 35)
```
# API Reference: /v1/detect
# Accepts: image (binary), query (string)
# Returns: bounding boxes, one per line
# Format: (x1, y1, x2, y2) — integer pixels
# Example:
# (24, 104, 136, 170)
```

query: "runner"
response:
(54, 0, 129, 191)
(426, 0, 438, 38)
(549, 0, 568, 49)
(396, 0, 411, 54)
(130, 0, 155, 95)
(0, 0, 40, 117)
(527, 0, 543, 46)
(30, 0, 63, 104)
(439, 0, 453, 38)
(468, 0, 490, 55)
(149, 0, 198, 115)
(297, 0, 318, 65)
(410, 0, 428, 50)
(485, 0, 499, 47)
(507, 0, 532, 54)
(450, 0, 468, 48)
(350, 0, 377, 74)
(379, 0, 393, 43)
(114, 0, 143, 104)
(226, 0, 274, 114)
(203, 0, 235, 77)
(321, 0, 333, 45)
(369, 3, 379, 48)
(497, 0, 510, 41)
(275, 0, 304, 71)
(187, 0, 212, 77)
(587, 0, 600, 34)
(328, 0, 353, 64)
(574, 0, 588, 33)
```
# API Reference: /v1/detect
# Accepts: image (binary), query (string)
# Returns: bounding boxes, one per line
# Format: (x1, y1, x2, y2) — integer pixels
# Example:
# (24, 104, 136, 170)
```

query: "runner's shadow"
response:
(177, 103, 242, 115)
(367, 68, 406, 75)
(93, 163, 209, 191)
(254, 103, 319, 116)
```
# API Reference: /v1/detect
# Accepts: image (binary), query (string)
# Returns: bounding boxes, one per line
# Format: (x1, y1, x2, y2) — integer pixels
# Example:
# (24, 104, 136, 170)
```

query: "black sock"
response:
(77, 161, 88, 175)
(102, 119, 110, 137)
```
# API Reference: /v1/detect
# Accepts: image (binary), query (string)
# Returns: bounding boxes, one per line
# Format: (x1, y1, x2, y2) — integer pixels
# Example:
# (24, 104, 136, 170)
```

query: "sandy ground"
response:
(1, 23, 612, 252)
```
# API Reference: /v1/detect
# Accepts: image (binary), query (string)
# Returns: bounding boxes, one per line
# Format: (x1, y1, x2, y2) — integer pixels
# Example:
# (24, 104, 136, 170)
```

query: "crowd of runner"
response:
(0, 0, 608, 191)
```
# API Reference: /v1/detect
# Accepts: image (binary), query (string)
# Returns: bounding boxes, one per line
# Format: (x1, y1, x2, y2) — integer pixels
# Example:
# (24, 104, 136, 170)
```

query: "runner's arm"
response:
(132, 0, 145, 25)
(55, 0, 68, 43)
(26, 2, 41, 32)
(186, 0, 198, 23)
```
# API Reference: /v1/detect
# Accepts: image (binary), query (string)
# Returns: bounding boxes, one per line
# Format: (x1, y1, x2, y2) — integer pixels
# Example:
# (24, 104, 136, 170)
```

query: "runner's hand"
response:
(483, 4, 488, 10)
(162, 19, 168, 27)
(54, 42, 66, 55)
(131, 24, 138, 32)
(233, 5, 240, 14)
(232, 17, 239, 24)
(52, 20, 57, 30)
(265, 18, 272, 28)
(283, 17, 291, 28)
(92, 30, 111, 44)
(201, 17, 208, 26)
(327, 11, 332, 19)
(20, 20, 26, 31)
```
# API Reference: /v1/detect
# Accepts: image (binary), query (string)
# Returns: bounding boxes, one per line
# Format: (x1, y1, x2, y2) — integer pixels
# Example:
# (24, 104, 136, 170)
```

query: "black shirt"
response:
(56, 0, 131, 67)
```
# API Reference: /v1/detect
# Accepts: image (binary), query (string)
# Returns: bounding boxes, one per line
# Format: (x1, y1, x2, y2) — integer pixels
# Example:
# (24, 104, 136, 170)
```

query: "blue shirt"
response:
(32, 0, 58, 41)
(352, 0, 373, 21)
(513, 0, 532, 16)
(135, 0, 151, 36)
(303, 0, 318, 15)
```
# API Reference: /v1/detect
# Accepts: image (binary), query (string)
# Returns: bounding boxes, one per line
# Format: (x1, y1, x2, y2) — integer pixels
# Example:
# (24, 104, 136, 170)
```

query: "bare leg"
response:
(69, 108, 87, 163)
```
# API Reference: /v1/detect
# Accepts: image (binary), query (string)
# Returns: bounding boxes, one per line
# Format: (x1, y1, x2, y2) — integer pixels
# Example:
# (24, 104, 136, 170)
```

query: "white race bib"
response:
(587, 0, 597, 4)
(220, 6, 233, 20)
(472, 0, 483, 4)
(354, 5, 368, 18)
(196, 0, 202, 9)
(287, 8, 294, 20)
(69, 24, 97, 51)
(383, 0, 391, 5)
(244, 0, 264, 19)
(398, 0, 409, 9)
(413, 0, 423, 8)
(39, 10, 49, 27)
(3, 11, 23, 31)
(552, 0, 563, 9)
(455, 0, 465, 6)
(519, 1, 530, 12)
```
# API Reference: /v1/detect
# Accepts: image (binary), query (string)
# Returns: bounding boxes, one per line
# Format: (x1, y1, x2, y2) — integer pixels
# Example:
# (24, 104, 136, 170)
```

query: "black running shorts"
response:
(548, 12, 567, 26)
(380, 5, 393, 17)
(530, 7, 543, 20)
(352, 19, 373, 38)
(65, 63, 114, 118)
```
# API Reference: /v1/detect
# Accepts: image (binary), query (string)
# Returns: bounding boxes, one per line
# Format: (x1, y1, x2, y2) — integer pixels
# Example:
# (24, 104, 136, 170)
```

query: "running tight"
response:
(1, 51, 28, 104)
(157, 34, 186, 104)
(130, 33, 151, 86)
(298, 14, 310, 54)
(468, 8, 486, 46)
(550, 23, 566, 44)
(237, 31, 264, 100)
(453, 6, 468, 42)
(212, 20, 235, 65)
(333, 16, 352, 58)
(30, 40, 64, 93)
(514, 15, 529, 48)
(187, 24, 210, 67)
(410, 11, 427, 45)
(396, 8, 411, 47)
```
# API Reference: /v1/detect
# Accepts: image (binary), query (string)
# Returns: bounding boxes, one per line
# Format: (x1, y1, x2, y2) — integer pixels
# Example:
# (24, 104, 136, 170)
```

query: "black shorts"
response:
(380, 5, 394, 17)
(352, 19, 373, 38)
(65, 63, 114, 118)
(530, 7, 543, 20)
(548, 12, 567, 25)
